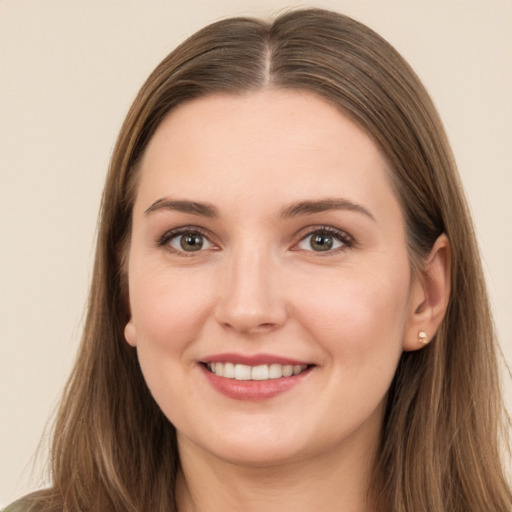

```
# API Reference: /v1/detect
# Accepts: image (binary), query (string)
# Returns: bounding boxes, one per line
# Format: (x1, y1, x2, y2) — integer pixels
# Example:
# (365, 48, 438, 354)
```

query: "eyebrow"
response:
(143, 197, 374, 221)
(279, 198, 375, 221)
(144, 198, 219, 218)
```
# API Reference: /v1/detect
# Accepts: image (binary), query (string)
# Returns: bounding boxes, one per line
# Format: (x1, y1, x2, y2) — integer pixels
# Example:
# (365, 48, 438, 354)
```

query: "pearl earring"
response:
(418, 331, 428, 345)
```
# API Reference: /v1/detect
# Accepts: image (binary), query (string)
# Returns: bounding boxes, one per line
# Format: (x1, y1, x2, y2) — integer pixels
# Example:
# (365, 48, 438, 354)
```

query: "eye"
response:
(162, 229, 214, 253)
(296, 227, 351, 252)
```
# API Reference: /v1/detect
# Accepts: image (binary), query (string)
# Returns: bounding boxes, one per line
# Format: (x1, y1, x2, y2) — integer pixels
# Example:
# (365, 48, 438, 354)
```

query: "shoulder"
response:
(2, 491, 60, 512)
(2, 502, 27, 512)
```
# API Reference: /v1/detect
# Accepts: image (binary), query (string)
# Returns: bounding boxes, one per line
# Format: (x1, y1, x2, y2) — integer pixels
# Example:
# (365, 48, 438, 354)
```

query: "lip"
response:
(199, 354, 314, 401)
(201, 352, 310, 366)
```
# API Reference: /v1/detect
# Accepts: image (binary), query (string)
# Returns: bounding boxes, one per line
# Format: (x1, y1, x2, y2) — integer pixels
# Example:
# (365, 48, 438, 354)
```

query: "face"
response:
(125, 89, 418, 467)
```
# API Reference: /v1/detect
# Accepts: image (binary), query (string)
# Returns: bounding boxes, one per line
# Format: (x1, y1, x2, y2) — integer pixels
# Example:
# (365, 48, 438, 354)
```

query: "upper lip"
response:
(200, 353, 312, 366)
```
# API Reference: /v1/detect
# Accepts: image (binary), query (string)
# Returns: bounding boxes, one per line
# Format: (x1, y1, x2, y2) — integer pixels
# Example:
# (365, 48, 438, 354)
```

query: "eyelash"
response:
(294, 225, 354, 255)
(157, 225, 354, 256)
(157, 226, 216, 257)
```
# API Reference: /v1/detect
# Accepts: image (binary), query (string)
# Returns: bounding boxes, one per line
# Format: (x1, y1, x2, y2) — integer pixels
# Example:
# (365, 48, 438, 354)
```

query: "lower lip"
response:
(200, 364, 312, 400)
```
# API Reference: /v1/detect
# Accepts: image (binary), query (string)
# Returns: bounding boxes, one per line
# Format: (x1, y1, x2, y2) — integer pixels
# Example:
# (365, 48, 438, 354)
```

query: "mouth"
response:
(199, 355, 314, 400)
(204, 362, 310, 381)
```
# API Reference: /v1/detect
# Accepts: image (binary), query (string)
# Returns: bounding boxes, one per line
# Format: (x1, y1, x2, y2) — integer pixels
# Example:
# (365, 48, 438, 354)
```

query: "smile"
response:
(200, 356, 313, 400)
(206, 362, 308, 380)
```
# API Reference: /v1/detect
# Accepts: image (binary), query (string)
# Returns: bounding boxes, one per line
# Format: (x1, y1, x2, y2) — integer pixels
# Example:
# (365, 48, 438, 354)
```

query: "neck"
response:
(176, 427, 380, 512)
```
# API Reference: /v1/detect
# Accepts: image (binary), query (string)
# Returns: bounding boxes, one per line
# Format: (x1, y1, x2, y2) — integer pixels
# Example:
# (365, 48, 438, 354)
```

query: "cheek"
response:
(293, 263, 411, 365)
(129, 266, 214, 345)
(127, 266, 216, 417)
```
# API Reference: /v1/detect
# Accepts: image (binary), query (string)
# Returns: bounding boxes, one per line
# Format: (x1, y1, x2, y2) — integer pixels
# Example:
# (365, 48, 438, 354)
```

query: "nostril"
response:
(220, 320, 278, 334)
(257, 322, 276, 329)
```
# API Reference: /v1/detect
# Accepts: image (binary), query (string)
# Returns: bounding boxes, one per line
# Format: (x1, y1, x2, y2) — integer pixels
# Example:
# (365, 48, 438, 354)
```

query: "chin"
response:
(210, 441, 307, 468)
(178, 421, 314, 468)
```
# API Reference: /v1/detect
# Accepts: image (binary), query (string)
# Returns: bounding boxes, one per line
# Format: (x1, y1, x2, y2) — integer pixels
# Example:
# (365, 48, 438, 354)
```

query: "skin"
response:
(124, 89, 450, 512)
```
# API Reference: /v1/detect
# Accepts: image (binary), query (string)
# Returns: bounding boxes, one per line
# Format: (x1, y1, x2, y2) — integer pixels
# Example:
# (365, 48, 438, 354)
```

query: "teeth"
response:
(206, 362, 308, 380)
(282, 365, 293, 377)
(269, 363, 283, 379)
(223, 362, 235, 379)
(251, 364, 269, 381)
(234, 364, 251, 381)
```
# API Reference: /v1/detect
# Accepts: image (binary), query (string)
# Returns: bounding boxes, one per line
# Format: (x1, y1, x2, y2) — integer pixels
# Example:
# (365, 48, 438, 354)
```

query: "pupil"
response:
(311, 233, 333, 251)
(181, 233, 203, 251)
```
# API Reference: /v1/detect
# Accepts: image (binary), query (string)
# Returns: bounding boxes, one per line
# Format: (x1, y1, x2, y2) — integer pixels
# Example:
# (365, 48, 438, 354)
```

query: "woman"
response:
(6, 8, 511, 512)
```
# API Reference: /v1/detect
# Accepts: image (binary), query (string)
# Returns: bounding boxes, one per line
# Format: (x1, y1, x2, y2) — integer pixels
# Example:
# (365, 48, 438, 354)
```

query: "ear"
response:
(124, 318, 138, 347)
(403, 234, 451, 351)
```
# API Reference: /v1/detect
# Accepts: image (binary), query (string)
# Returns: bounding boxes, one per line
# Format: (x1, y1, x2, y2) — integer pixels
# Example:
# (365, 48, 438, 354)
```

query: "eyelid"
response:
(156, 224, 355, 255)
(291, 225, 355, 253)
(157, 226, 219, 254)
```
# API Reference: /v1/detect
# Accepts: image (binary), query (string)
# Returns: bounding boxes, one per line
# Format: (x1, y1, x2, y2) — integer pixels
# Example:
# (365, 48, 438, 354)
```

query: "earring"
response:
(418, 331, 428, 345)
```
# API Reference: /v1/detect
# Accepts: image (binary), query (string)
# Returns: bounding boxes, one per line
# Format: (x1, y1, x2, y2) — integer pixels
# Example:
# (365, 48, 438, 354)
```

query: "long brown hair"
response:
(12, 8, 511, 512)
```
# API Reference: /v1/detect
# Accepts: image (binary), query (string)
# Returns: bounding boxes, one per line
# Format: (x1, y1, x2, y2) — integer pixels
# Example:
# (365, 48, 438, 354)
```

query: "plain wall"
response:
(1, 0, 511, 506)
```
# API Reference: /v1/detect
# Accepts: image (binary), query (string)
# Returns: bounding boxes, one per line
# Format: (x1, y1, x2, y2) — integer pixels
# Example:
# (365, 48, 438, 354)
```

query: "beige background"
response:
(1, 0, 511, 506)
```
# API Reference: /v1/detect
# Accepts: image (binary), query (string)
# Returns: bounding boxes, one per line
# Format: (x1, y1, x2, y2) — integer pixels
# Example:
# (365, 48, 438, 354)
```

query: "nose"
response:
(214, 243, 288, 336)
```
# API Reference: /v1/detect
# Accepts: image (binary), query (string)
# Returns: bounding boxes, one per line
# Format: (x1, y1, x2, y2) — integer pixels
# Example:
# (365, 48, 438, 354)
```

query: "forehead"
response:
(134, 89, 397, 218)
